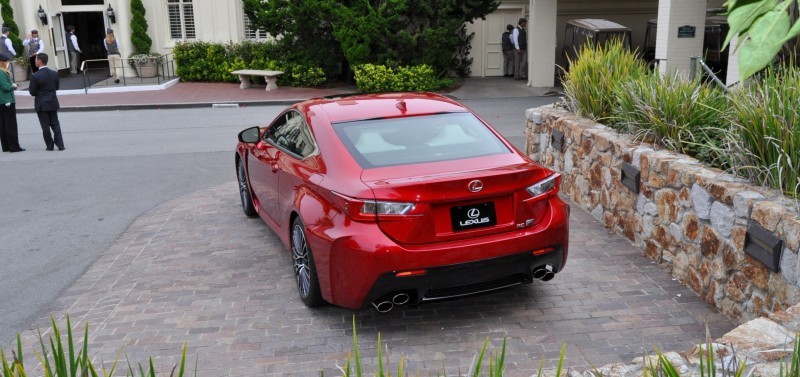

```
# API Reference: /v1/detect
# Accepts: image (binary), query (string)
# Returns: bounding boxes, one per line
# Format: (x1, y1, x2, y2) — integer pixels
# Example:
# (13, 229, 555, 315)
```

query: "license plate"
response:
(451, 202, 497, 232)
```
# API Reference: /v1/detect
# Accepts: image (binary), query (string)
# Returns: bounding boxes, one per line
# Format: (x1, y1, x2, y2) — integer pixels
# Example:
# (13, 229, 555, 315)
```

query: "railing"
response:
(689, 56, 729, 92)
(79, 53, 177, 93)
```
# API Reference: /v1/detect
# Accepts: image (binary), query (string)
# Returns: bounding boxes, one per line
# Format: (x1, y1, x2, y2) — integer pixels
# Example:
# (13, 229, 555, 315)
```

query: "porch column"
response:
(527, 0, 557, 87)
(18, 0, 40, 38)
(111, 0, 135, 77)
(655, 0, 706, 78)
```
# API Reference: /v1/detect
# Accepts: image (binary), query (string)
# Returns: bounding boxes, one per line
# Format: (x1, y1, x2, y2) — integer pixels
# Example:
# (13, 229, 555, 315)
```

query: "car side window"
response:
(264, 110, 317, 158)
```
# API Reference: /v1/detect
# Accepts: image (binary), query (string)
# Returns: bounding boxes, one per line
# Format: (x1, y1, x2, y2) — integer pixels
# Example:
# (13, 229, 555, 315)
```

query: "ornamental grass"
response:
(561, 38, 649, 125)
(725, 63, 800, 198)
(613, 73, 732, 170)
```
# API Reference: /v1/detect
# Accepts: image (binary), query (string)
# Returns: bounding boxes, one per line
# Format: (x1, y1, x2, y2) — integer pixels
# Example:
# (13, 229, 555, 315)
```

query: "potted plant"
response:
(12, 54, 28, 81)
(129, 0, 157, 77)
(129, 52, 163, 78)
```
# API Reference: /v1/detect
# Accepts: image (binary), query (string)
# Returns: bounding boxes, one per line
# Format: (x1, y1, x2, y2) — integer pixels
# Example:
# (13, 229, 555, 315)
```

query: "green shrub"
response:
(613, 73, 731, 169)
(130, 0, 153, 55)
(561, 39, 649, 125)
(726, 63, 800, 198)
(173, 41, 327, 87)
(353, 63, 438, 92)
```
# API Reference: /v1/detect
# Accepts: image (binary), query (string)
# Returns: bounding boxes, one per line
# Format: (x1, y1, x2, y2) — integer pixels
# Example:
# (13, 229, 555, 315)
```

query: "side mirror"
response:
(238, 127, 260, 143)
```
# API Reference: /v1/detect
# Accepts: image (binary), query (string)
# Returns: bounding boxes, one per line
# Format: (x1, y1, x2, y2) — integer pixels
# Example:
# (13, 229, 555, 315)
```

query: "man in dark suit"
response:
(29, 53, 64, 151)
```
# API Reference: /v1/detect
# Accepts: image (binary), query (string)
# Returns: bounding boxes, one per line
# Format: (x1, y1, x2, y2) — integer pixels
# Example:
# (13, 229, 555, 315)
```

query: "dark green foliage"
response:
(242, 0, 498, 78)
(353, 63, 442, 92)
(130, 0, 153, 54)
(242, 0, 342, 74)
(0, 0, 22, 56)
(173, 41, 327, 87)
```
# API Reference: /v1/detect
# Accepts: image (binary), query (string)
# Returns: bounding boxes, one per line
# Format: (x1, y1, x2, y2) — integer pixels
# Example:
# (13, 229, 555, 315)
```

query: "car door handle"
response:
(271, 163, 279, 173)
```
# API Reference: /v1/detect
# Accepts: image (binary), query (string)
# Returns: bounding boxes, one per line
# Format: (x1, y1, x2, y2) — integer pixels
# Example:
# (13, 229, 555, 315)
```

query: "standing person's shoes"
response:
(9, 148, 24, 152)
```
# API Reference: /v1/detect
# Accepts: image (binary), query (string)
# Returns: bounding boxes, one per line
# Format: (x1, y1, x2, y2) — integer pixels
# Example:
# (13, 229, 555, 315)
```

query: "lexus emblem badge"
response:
(468, 180, 483, 192)
(467, 208, 481, 219)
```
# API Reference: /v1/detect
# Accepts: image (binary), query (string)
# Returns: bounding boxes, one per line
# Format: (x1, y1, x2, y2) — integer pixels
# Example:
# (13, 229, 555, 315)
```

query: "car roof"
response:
(566, 19, 630, 32)
(303, 92, 469, 124)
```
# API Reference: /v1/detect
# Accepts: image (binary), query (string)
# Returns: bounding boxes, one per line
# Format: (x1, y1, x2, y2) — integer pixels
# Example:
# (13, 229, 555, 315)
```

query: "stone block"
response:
(701, 226, 721, 257)
(716, 318, 794, 362)
(710, 201, 735, 238)
(743, 255, 771, 290)
(733, 191, 765, 219)
(655, 189, 680, 223)
(780, 247, 798, 285)
(752, 201, 786, 231)
(781, 214, 800, 251)
(724, 272, 751, 303)
(691, 184, 713, 220)
(683, 213, 700, 241)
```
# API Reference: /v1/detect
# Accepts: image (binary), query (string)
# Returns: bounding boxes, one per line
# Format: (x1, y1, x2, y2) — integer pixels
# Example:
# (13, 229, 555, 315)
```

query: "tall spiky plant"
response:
(0, 0, 23, 56)
(130, 0, 153, 55)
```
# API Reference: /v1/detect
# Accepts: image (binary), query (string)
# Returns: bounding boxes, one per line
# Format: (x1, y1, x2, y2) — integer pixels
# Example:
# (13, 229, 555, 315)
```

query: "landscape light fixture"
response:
(107, 4, 116, 24)
(38, 5, 48, 25)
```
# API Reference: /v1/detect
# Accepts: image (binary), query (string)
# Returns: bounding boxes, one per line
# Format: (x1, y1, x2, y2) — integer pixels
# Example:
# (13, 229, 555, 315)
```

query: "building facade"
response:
(6, 0, 733, 83)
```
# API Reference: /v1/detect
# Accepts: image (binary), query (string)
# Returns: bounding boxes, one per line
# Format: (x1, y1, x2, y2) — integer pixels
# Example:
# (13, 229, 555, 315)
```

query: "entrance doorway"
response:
(60, 12, 108, 73)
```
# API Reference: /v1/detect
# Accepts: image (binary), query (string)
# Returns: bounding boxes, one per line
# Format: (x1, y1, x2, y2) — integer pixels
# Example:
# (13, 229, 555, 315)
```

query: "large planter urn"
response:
(12, 62, 28, 82)
(135, 60, 158, 78)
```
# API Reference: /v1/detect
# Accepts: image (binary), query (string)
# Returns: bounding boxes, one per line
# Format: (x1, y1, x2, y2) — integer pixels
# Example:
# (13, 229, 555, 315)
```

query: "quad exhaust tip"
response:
(372, 292, 412, 313)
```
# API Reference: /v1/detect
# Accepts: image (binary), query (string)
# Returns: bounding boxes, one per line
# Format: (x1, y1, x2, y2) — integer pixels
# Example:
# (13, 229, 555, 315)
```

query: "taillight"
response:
(333, 192, 415, 222)
(526, 173, 561, 199)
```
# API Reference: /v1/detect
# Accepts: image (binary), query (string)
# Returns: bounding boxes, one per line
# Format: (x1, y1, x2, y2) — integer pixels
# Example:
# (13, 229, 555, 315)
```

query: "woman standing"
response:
(104, 28, 122, 84)
(0, 56, 23, 153)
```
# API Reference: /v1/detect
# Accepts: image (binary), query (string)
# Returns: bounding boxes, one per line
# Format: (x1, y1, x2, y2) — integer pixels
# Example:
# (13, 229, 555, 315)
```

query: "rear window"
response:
(333, 112, 511, 168)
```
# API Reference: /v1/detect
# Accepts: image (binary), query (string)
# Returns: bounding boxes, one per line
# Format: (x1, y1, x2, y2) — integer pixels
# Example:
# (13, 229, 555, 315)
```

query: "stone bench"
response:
(231, 70, 284, 91)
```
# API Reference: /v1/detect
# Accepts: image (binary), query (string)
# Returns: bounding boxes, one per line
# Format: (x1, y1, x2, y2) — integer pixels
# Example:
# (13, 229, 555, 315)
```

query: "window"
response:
(265, 111, 317, 158)
(333, 112, 510, 168)
(168, 0, 196, 39)
(244, 16, 268, 40)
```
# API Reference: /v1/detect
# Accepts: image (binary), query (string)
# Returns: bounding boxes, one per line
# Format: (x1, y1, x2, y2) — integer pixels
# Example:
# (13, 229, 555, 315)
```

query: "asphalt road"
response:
(0, 96, 559, 346)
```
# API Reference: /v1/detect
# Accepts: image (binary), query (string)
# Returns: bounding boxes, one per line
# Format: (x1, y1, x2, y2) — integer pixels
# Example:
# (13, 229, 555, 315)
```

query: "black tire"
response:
(237, 159, 258, 218)
(291, 217, 324, 307)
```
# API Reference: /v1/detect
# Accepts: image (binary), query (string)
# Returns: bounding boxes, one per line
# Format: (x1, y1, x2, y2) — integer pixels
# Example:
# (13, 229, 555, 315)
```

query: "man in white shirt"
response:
(23, 30, 46, 73)
(0, 26, 16, 80)
(66, 25, 82, 74)
(512, 18, 528, 80)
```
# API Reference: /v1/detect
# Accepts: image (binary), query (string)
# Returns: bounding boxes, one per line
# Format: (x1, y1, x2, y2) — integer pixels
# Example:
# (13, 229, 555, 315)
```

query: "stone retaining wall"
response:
(525, 105, 800, 325)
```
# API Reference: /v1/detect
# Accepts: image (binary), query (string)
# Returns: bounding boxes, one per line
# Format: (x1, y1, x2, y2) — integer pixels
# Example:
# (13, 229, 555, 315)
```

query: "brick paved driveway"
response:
(23, 182, 734, 376)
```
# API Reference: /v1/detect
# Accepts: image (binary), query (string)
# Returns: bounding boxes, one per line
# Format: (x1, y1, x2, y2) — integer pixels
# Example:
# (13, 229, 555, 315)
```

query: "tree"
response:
(130, 0, 153, 54)
(0, 0, 23, 56)
(242, 0, 342, 72)
(724, 0, 800, 80)
(242, 0, 499, 78)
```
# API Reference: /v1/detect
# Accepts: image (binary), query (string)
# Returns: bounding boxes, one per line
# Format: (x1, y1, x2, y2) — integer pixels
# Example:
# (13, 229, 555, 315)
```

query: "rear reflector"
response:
(532, 247, 555, 256)
(396, 269, 427, 277)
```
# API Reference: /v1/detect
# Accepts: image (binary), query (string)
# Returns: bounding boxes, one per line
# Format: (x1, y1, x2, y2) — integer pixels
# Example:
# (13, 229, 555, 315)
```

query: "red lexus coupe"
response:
(235, 92, 569, 312)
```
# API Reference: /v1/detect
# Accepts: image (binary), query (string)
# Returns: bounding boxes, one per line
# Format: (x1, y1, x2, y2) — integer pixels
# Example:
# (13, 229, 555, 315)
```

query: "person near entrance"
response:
(103, 28, 122, 84)
(23, 30, 46, 74)
(66, 25, 82, 74)
(0, 27, 16, 80)
(501, 24, 515, 78)
(512, 18, 528, 80)
(0, 54, 23, 153)
(29, 53, 64, 151)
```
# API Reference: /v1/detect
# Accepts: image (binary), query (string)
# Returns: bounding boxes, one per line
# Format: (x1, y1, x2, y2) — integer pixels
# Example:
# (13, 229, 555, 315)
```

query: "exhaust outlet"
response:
(533, 264, 555, 281)
(372, 300, 394, 313)
(392, 293, 410, 306)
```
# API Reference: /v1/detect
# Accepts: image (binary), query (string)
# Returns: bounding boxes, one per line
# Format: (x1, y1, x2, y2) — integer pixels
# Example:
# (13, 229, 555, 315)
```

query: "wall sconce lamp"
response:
(107, 4, 116, 24)
(38, 5, 48, 25)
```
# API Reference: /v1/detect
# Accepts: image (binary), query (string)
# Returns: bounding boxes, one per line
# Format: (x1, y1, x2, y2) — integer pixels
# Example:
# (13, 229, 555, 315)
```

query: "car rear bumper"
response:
(361, 246, 565, 310)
